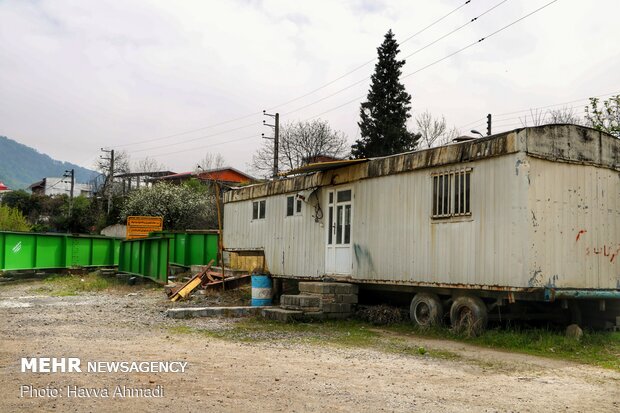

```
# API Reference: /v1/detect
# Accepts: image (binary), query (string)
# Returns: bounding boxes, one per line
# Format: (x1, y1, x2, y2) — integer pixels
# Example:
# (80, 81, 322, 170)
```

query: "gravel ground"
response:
(0, 279, 618, 413)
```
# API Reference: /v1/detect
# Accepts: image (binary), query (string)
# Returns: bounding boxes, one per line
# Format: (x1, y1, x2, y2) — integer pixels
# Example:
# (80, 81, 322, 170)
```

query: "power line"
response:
(146, 133, 258, 159)
(125, 121, 258, 154)
(267, 0, 473, 112)
(111, 2, 472, 149)
(283, 0, 509, 117)
(127, 0, 510, 157)
(303, 0, 559, 122)
(128, 0, 559, 159)
(114, 112, 262, 148)
(458, 90, 620, 129)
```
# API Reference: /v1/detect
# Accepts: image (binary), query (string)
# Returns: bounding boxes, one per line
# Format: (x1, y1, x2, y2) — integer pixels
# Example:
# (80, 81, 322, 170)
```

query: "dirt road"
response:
(0, 280, 618, 412)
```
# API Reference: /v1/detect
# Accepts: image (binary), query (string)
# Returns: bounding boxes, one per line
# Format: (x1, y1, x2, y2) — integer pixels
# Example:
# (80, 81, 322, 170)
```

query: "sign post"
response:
(126, 216, 164, 239)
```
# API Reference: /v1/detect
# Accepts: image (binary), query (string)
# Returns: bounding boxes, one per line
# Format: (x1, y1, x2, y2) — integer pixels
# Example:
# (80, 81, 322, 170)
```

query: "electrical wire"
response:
(126, 0, 560, 158)
(125, 121, 258, 154)
(303, 0, 560, 121)
(112, 2, 473, 149)
(283, 0, 509, 117)
(458, 90, 619, 129)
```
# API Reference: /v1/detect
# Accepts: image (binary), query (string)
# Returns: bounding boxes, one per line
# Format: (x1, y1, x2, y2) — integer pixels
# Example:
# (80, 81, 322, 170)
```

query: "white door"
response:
(325, 188, 353, 275)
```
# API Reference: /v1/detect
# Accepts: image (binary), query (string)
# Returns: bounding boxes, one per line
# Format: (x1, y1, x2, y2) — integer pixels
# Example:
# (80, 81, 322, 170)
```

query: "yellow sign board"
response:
(126, 216, 163, 239)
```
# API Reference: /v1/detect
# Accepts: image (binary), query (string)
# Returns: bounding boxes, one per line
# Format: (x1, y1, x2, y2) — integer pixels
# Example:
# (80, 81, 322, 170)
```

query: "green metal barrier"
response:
(149, 230, 218, 267)
(0, 231, 121, 271)
(118, 237, 169, 284)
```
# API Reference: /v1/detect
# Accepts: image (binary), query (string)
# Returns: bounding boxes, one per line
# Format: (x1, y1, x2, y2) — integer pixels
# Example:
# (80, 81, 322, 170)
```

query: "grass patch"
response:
(386, 323, 620, 371)
(31, 272, 154, 296)
(168, 317, 619, 370)
(167, 318, 460, 360)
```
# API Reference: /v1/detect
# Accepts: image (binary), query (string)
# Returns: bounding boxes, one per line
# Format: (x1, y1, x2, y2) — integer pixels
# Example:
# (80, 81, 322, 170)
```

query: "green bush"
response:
(0, 204, 31, 231)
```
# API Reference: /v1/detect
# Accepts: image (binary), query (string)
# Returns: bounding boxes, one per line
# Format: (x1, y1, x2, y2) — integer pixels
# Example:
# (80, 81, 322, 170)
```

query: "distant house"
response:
(29, 177, 92, 197)
(0, 181, 10, 199)
(155, 167, 255, 187)
(114, 170, 176, 194)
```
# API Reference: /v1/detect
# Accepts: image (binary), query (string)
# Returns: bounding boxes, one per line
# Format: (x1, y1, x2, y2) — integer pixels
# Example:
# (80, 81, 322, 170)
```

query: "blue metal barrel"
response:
(251, 274, 272, 306)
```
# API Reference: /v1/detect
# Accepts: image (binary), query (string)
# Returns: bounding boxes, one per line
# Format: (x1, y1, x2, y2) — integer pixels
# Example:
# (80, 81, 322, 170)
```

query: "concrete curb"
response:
(166, 306, 270, 319)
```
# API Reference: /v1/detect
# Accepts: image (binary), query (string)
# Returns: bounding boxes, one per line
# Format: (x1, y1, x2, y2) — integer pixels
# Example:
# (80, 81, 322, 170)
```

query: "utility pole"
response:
(63, 168, 75, 219)
(262, 110, 280, 178)
(63, 169, 75, 200)
(487, 113, 492, 136)
(100, 148, 115, 214)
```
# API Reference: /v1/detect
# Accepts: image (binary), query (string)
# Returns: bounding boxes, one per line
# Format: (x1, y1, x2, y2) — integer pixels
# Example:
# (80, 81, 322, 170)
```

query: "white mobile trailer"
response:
(224, 125, 620, 329)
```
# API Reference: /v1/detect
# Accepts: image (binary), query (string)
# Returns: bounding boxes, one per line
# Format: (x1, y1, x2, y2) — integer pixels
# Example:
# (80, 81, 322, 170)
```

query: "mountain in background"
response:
(0, 135, 97, 190)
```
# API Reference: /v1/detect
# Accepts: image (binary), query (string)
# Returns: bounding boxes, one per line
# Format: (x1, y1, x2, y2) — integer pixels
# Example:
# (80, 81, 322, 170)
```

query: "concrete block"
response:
(166, 306, 266, 319)
(298, 282, 358, 295)
(321, 303, 353, 313)
(337, 294, 358, 304)
(280, 294, 321, 308)
(261, 308, 303, 322)
(321, 294, 358, 304)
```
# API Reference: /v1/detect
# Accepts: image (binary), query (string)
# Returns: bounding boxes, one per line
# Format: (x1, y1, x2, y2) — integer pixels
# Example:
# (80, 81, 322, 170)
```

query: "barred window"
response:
(432, 169, 471, 218)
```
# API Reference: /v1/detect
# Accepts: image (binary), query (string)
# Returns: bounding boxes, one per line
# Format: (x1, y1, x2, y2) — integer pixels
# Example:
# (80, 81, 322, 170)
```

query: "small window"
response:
(432, 169, 471, 219)
(286, 195, 303, 216)
(337, 190, 351, 202)
(252, 200, 266, 220)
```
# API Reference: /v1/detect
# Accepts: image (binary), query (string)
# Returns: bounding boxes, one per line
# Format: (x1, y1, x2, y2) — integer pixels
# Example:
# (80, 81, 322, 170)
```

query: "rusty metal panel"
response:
(223, 126, 620, 291)
(527, 158, 620, 290)
(350, 153, 529, 287)
(223, 192, 326, 278)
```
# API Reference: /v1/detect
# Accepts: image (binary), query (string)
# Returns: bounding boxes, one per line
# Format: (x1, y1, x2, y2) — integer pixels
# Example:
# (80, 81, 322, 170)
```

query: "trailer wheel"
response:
(410, 293, 443, 328)
(450, 296, 488, 336)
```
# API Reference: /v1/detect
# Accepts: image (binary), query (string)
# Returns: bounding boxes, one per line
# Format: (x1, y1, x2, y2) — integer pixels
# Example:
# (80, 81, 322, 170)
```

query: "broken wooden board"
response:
(169, 260, 214, 302)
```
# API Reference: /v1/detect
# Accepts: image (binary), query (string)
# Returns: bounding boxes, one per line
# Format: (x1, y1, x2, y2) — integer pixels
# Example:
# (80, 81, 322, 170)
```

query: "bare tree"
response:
(134, 156, 167, 173)
(415, 110, 460, 147)
(520, 108, 546, 127)
(416, 110, 446, 148)
(251, 119, 349, 177)
(547, 106, 582, 124)
(195, 153, 226, 173)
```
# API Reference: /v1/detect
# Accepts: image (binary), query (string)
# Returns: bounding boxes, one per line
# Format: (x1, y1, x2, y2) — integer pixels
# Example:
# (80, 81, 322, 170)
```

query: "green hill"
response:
(0, 135, 97, 190)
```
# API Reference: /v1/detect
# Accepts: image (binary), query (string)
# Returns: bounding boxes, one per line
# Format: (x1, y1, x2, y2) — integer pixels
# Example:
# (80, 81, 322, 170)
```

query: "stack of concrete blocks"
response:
(261, 282, 358, 322)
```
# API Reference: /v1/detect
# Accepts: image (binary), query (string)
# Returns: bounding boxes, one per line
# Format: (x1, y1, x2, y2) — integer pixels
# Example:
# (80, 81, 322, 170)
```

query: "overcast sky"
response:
(1, 0, 619, 176)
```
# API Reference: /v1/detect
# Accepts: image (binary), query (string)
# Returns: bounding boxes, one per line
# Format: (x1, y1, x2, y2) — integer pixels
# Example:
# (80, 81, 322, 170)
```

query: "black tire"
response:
(450, 296, 488, 336)
(410, 293, 444, 328)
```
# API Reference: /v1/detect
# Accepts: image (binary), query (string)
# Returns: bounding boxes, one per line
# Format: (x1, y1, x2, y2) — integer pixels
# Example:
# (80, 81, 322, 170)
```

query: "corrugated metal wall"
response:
(351, 153, 529, 287)
(527, 158, 620, 289)
(224, 193, 326, 277)
(224, 153, 534, 288)
(224, 151, 619, 290)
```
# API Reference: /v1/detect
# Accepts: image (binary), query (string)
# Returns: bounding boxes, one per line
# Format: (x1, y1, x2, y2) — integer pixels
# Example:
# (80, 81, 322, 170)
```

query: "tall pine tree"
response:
(351, 30, 419, 158)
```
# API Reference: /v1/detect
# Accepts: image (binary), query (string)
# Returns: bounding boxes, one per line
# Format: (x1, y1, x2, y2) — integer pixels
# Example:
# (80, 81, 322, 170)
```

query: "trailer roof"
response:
(225, 125, 620, 203)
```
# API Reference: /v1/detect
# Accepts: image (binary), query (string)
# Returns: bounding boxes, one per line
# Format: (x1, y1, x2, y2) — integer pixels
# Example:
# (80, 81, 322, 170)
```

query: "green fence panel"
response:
(0, 231, 122, 271)
(149, 231, 218, 267)
(35, 234, 66, 269)
(118, 237, 169, 284)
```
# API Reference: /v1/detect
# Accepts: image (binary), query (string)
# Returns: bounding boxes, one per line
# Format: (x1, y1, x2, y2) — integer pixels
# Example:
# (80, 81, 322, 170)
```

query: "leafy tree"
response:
(585, 95, 620, 137)
(352, 30, 419, 158)
(252, 119, 348, 176)
(0, 204, 31, 231)
(1, 190, 33, 213)
(121, 182, 217, 230)
(51, 196, 97, 233)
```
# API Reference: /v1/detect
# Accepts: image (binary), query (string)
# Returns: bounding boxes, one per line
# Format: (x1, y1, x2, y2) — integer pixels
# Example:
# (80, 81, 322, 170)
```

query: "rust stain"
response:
(576, 229, 587, 242)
